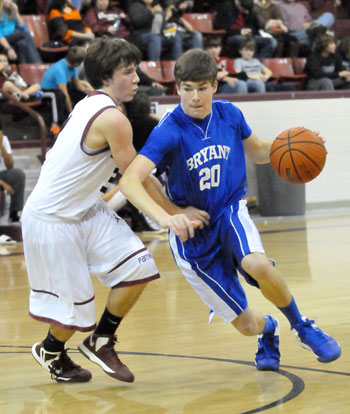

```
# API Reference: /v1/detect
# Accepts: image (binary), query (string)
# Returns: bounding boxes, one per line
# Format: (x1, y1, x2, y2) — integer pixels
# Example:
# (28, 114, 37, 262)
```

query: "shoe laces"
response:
(298, 319, 328, 344)
(258, 331, 278, 356)
(103, 335, 124, 363)
(49, 349, 81, 379)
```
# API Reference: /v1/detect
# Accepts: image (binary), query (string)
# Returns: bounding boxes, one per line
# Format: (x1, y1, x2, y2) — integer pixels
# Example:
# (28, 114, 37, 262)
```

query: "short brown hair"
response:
(315, 33, 335, 53)
(204, 36, 222, 50)
(239, 38, 255, 51)
(174, 49, 217, 85)
(66, 45, 87, 66)
(84, 38, 142, 89)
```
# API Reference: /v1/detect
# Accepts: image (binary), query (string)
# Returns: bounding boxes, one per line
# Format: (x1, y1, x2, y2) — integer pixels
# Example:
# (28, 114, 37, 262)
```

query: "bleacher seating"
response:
(140, 60, 177, 94)
(161, 60, 176, 83)
(139, 61, 163, 83)
(292, 57, 307, 76)
(182, 13, 225, 35)
(22, 15, 68, 62)
(18, 63, 51, 86)
(260, 58, 307, 90)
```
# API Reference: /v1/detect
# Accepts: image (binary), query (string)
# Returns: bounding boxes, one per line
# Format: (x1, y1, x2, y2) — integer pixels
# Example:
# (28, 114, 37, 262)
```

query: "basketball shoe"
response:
(255, 316, 280, 371)
(292, 316, 341, 363)
(78, 333, 134, 382)
(32, 342, 92, 382)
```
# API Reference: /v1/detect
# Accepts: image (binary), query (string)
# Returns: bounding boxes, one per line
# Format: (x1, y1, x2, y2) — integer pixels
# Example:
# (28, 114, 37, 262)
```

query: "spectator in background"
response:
(0, 50, 41, 100)
(214, 0, 277, 58)
(68, 38, 94, 105)
(278, 0, 334, 49)
(304, 33, 350, 90)
(161, 0, 202, 50)
(128, 0, 182, 61)
(48, 0, 95, 45)
(234, 37, 295, 93)
(83, 0, 134, 42)
(125, 92, 160, 152)
(0, 0, 42, 63)
(253, 0, 299, 57)
(234, 37, 272, 92)
(0, 118, 25, 223)
(40, 45, 89, 134)
(337, 37, 350, 71)
(204, 36, 248, 94)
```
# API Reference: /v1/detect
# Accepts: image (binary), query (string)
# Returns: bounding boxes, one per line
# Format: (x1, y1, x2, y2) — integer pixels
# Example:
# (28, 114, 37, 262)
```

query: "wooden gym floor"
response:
(0, 210, 349, 414)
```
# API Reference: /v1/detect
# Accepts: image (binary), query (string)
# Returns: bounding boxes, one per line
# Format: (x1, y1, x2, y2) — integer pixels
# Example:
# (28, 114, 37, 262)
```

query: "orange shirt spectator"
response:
(48, 0, 94, 44)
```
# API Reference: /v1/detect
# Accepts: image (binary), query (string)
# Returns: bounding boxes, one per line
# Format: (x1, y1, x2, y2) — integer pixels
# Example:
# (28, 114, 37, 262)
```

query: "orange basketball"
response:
(270, 127, 327, 184)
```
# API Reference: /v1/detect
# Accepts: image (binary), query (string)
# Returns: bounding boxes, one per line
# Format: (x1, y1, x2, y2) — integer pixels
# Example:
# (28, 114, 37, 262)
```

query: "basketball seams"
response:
(289, 149, 323, 171)
(270, 141, 325, 156)
(287, 147, 303, 183)
(274, 128, 310, 140)
(270, 127, 327, 184)
(276, 149, 290, 175)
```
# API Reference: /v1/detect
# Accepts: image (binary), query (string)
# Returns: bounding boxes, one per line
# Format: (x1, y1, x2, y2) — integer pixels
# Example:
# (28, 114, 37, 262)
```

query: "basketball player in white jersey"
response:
(22, 38, 207, 383)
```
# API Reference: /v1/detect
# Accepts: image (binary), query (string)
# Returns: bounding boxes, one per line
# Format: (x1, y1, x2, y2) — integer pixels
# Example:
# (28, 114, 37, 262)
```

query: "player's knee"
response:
(241, 254, 272, 282)
(232, 309, 259, 336)
(239, 321, 257, 336)
(234, 319, 257, 336)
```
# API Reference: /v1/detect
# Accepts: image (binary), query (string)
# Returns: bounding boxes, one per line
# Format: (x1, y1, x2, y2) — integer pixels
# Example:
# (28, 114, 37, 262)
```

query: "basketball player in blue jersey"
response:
(120, 49, 341, 370)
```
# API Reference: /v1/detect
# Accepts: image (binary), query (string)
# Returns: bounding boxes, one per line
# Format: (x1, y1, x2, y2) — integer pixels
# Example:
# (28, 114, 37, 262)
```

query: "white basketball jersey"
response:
(26, 92, 119, 219)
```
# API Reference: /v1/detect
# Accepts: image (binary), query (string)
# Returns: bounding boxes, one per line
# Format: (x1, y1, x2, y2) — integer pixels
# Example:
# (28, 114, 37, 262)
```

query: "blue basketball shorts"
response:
(169, 200, 265, 322)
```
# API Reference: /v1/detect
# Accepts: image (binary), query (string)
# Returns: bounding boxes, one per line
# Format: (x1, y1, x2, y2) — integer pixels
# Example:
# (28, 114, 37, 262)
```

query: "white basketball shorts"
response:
(22, 200, 159, 331)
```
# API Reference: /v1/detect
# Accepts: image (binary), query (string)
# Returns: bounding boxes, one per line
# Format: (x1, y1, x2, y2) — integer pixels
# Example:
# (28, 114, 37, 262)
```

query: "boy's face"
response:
(104, 63, 139, 103)
(0, 54, 9, 72)
(177, 79, 217, 119)
(326, 41, 336, 54)
(206, 45, 221, 59)
(240, 47, 254, 60)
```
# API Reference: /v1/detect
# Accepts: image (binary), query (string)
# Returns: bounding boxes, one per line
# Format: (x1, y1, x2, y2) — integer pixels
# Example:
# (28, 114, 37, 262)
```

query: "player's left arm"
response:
(243, 132, 273, 164)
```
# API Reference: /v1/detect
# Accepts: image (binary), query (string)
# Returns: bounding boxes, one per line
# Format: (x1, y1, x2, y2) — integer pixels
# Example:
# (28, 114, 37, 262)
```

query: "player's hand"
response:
(312, 130, 328, 153)
(181, 206, 210, 228)
(159, 214, 199, 242)
(312, 129, 325, 143)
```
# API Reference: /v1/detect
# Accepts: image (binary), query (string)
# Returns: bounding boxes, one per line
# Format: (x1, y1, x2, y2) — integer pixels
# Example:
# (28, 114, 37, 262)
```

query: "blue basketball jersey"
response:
(139, 100, 252, 222)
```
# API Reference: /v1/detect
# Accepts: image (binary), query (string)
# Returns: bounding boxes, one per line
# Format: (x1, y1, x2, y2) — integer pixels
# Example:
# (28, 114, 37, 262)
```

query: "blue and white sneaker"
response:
(292, 316, 341, 363)
(255, 316, 280, 371)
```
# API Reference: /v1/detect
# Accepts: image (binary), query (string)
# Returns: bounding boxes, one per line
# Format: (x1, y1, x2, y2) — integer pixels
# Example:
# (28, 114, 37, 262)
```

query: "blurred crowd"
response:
(1, 1, 350, 227)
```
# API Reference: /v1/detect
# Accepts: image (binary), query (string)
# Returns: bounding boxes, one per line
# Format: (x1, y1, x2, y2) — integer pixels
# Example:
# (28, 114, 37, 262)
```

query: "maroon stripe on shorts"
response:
(32, 289, 94, 306)
(31, 289, 59, 298)
(111, 273, 160, 289)
(107, 248, 147, 274)
(29, 312, 96, 332)
(74, 296, 95, 306)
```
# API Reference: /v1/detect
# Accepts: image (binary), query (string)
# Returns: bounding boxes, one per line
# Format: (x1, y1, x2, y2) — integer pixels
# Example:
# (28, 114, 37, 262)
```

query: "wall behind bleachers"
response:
(155, 94, 350, 209)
